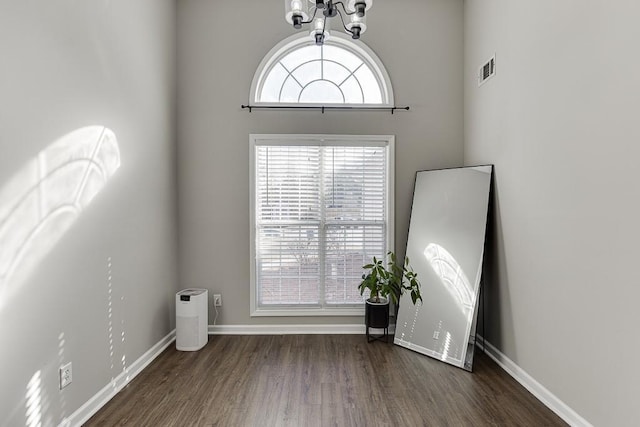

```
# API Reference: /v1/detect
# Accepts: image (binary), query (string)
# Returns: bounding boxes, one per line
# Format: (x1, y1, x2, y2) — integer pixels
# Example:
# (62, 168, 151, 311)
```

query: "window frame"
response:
(249, 33, 394, 108)
(250, 134, 395, 317)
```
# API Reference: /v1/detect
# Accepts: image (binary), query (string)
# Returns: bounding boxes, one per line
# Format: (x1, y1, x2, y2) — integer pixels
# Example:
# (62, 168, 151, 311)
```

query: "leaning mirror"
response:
(394, 165, 492, 371)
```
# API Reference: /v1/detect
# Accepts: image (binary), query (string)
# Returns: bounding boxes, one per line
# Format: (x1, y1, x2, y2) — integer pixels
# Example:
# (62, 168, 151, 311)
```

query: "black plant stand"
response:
(365, 299, 390, 343)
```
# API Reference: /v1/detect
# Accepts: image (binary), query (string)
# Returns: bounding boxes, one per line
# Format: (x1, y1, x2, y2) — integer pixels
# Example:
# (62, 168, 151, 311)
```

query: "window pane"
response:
(325, 224, 385, 304)
(280, 45, 322, 71)
(260, 63, 289, 102)
(323, 45, 362, 71)
(292, 61, 322, 86)
(256, 146, 321, 222)
(299, 80, 344, 104)
(253, 139, 390, 311)
(339, 75, 364, 104)
(255, 37, 390, 106)
(280, 76, 302, 103)
(257, 225, 320, 305)
(322, 60, 351, 85)
(354, 66, 383, 104)
(323, 146, 386, 221)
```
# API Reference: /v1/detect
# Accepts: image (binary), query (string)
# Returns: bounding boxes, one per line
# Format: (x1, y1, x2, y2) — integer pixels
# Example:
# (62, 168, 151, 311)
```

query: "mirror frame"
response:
(393, 165, 493, 371)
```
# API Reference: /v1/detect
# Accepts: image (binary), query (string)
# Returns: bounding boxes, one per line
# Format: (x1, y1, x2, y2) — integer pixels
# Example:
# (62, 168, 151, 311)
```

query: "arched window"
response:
(250, 33, 393, 106)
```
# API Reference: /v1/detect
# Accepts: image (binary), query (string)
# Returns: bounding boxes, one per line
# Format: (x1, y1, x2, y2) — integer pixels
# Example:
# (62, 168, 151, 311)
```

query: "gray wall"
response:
(0, 1, 177, 425)
(465, 1, 640, 425)
(3, 0, 632, 424)
(176, 0, 464, 326)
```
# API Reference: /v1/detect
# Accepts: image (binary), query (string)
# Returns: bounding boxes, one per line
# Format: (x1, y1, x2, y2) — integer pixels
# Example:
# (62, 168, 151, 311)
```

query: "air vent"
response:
(478, 55, 496, 86)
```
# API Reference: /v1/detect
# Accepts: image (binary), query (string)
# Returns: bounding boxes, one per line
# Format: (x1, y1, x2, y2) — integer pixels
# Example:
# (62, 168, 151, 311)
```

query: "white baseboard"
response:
(61, 330, 176, 427)
(209, 323, 364, 335)
(208, 323, 395, 335)
(476, 336, 592, 427)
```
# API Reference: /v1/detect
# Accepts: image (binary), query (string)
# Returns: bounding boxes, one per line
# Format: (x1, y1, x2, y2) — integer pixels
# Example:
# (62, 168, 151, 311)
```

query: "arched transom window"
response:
(251, 33, 393, 106)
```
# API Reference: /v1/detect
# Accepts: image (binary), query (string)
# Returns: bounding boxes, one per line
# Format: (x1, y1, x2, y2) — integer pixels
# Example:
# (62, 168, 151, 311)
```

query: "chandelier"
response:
(285, 0, 373, 45)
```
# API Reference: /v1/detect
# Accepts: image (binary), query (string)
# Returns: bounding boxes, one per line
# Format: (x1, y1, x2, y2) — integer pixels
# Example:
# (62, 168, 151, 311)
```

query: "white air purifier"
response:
(176, 288, 208, 351)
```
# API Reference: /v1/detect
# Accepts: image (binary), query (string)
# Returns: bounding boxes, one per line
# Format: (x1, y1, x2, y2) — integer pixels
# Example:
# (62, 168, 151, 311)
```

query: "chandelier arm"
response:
(300, 7, 320, 25)
(334, 1, 357, 16)
(336, 7, 355, 35)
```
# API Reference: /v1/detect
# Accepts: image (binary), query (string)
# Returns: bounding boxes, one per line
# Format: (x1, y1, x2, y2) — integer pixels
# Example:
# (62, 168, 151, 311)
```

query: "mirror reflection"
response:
(394, 165, 492, 371)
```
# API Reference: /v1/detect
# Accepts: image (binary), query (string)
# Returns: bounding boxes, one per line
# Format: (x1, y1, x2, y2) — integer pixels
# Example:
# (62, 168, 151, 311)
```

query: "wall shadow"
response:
(0, 126, 120, 312)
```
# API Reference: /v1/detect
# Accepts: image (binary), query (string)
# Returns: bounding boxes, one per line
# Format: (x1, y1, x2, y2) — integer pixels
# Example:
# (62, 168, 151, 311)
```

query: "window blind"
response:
(254, 140, 388, 310)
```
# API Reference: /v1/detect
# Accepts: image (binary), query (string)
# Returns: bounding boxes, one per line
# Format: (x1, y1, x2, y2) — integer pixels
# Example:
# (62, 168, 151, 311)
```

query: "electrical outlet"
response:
(60, 362, 72, 389)
(432, 331, 440, 340)
(213, 294, 222, 307)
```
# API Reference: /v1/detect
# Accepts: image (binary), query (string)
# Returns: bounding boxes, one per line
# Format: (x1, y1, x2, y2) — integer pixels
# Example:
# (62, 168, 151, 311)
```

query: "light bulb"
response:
(347, 0, 372, 17)
(351, 25, 361, 39)
(346, 10, 366, 38)
(293, 14, 303, 28)
(286, 0, 309, 27)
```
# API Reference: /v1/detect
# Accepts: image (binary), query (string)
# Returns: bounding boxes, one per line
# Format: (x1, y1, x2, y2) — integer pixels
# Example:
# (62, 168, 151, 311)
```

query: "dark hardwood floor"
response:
(86, 335, 566, 426)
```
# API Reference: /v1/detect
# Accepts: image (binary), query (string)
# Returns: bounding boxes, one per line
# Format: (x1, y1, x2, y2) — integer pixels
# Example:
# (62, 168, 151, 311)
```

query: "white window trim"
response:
(249, 134, 395, 317)
(249, 32, 394, 108)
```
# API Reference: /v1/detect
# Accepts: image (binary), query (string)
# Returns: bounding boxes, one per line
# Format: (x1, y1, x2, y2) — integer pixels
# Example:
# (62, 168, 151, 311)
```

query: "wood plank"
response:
(86, 335, 566, 426)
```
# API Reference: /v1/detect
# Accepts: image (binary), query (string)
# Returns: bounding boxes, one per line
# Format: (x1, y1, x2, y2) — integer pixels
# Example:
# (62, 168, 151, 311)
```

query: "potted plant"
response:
(358, 251, 422, 342)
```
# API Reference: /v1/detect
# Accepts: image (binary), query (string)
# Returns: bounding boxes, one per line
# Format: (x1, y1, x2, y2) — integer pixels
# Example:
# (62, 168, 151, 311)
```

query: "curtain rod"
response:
(241, 105, 410, 114)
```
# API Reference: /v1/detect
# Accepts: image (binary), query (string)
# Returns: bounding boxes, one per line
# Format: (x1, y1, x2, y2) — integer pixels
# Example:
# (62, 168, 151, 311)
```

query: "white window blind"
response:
(251, 135, 394, 316)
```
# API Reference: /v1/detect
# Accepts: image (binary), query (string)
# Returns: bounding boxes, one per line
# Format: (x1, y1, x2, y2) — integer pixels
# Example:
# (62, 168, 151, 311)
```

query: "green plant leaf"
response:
(359, 251, 422, 308)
